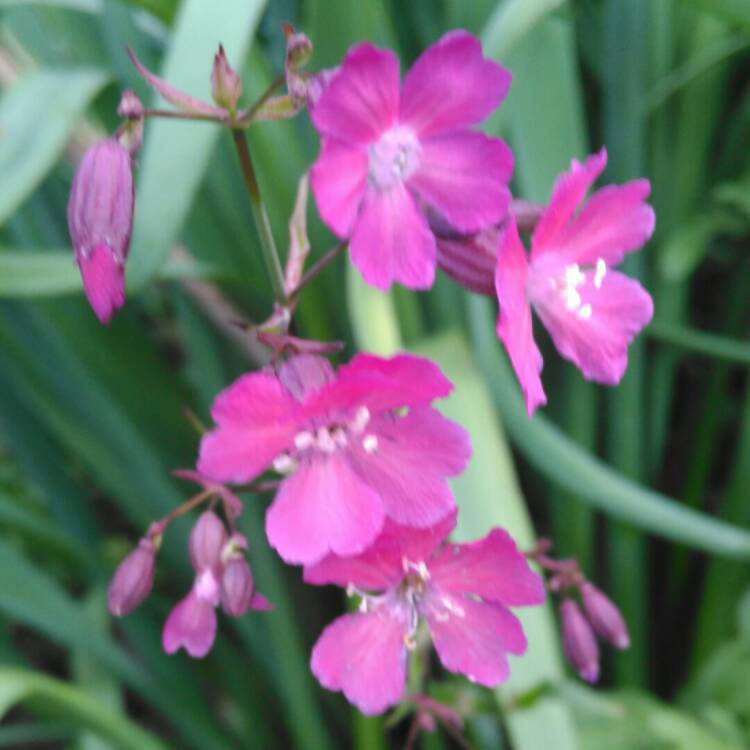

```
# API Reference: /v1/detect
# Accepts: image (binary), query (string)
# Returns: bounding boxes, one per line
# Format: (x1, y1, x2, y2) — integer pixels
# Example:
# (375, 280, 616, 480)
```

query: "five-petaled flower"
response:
(495, 148, 655, 415)
(198, 353, 470, 565)
(310, 30, 513, 291)
(304, 512, 545, 714)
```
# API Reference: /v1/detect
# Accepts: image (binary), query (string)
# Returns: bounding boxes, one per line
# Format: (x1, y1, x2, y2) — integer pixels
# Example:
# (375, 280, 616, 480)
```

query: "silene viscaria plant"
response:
(68, 25, 652, 743)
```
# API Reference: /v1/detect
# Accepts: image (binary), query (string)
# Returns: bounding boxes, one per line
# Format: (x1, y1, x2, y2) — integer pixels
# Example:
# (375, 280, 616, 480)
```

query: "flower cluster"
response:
(83, 23, 644, 728)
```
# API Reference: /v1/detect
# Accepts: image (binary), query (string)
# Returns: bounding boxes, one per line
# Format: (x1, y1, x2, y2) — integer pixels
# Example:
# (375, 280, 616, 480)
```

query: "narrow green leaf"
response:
(346, 264, 402, 356)
(0, 667, 167, 750)
(467, 296, 750, 559)
(481, 0, 565, 61)
(648, 319, 750, 365)
(127, 0, 268, 288)
(0, 68, 108, 224)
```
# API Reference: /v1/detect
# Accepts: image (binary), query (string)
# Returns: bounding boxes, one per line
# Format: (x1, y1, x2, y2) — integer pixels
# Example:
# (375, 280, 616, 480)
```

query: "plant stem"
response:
(287, 241, 347, 304)
(231, 130, 287, 304)
(142, 107, 227, 123)
(236, 73, 286, 125)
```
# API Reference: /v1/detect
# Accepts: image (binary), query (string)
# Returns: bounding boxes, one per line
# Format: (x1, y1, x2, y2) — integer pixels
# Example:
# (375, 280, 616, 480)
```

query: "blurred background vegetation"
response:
(1, 0, 750, 747)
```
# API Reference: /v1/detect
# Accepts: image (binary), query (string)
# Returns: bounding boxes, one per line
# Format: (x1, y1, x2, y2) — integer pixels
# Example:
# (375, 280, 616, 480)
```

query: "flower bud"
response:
(560, 599, 599, 683)
(220, 556, 255, 617)
(580, 582, 630, 650)
(117, 89, 144, 119)
(67, 139, 134, 324)
(107, 537, 156, 617)
(189, 511, 227, 574)
(210, 44, 242, 111)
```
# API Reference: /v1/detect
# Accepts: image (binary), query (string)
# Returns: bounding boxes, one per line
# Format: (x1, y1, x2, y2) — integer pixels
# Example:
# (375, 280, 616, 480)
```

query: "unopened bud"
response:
(189, 511, 227, 574)
(283, 23, 313, 69)
(107, 537, 156, 617)
(67, 139, 134, 324)
(221, 556, 255, 617)
(560, 599, 599, 683)
(117, 89, 144, 119)
(211, 44, 242, 111)
(580, 582, 630, 650)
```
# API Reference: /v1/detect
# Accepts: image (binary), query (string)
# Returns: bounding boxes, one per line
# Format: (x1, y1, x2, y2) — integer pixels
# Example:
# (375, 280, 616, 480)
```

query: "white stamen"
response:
(331, 428, 349, 448)
(350, 406, 371, 434)
(363, 434, 379, 453)
(416, 561, 430, 581)
(294, 430, 314, 451)
(316, 427, 336, 453)
(441, 596, 465, 618)
(564, 263, 585, 288)
(563, 285, 581, 311)
(273, 454, 296, 474)
(594, 258, 607, 289)
(578, 303, 592, 320)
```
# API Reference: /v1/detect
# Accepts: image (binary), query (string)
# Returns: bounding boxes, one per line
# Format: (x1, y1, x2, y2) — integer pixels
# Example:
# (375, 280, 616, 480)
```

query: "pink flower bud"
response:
(220, 556, 255, 617)
(162, 589, 217, 658)
(189, 511, 227, 574)
(107, 537, 156, 617)
(117, 89, 144, 119)
(67, 139, 134, 324)
(580, 582, 630, 650)
(210, 44, 242, 111)
(560, 599, 599, 683)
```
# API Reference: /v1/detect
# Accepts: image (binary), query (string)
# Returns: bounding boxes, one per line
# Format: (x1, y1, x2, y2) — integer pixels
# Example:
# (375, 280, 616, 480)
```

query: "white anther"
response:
(563, 285, 582, 311)
(316, 428, 336, 454)
(363, 434, 379, 454)
(350, 406, 371, 434)
(331, 428, 349, 448)
(441, 596, 465, 618)
(578, 303, 592, 320)
(294, 430, 314, 451)
(594, 258, 607, 289)
(416, 561, 430, 581)
(564, 263, 585, 288)
(273, 453, 296, 474)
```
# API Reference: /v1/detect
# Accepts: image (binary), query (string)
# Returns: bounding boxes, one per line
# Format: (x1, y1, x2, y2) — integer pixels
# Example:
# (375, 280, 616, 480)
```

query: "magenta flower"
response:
(495, 149, 655, 414)
(67, 139, 134, 324)
(310, 30, 513, 291)
(163, 512, 269, 658)
(198, 353, 470, 565)
(304, 514, 545, 715)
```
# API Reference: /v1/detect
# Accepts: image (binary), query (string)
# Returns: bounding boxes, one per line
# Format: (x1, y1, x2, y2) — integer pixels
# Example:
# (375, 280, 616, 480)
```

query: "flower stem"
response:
(231, 129, 287, 304)
(142, 107, 228, 123)
(287, 241, 347, 304)
(236, 72, 286, 125)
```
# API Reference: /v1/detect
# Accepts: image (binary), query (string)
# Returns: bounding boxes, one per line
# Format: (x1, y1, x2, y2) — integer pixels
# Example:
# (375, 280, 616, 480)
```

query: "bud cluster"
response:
(527, 539, 630, 683)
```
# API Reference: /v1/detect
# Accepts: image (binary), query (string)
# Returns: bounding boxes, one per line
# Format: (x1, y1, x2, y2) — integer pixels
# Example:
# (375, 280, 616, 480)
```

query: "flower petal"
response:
(495, 220, 547, 415)
(552, 180, 655, 267)
(311, 43, 399, 143)
(400, 30, 511, 139)
(409, 131, 513, 233)
(426, 596, 526, 687)
(350, 184, 436, 291)
(534, 268, 654, 385)
(311, 610, 408, 715)
(162, 590, 217, 659)
(310, 137, 368, 237)
(197, 372, 300, 483)
(304, 511, 457, 591)
(189, 511, 227, 574)
(429, 528, 545, 606)
(350, 407, 469, 527)
(436, 229, 498, 296)
(265, 453, 385, 565)
(78, 243, 125, 324)
(277, 354, 336, 402)
(531, 149, 607, 260)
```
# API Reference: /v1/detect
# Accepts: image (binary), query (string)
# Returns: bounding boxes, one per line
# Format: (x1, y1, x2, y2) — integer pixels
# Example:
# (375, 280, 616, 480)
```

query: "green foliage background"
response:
(1, 0, 750, 747)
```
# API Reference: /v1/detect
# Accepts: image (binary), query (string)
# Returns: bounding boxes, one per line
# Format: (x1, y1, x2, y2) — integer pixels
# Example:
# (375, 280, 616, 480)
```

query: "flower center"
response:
(272, 406, 379, 474)
(368, 126, 421, 190)
(528, 257, 607, 322)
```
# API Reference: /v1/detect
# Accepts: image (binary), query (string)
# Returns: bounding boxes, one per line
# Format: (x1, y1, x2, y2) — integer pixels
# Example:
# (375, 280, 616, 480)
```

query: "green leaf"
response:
(0, 249, 221, 298)
(481, 0, 565, 61)
(648, 319, 750, 365)
(0, 68, 108, 225)
(0, 666, 167, 750)
(467, 295, 750, 559)
(127, 0, 268, 288)
(415, 331, 580, 750)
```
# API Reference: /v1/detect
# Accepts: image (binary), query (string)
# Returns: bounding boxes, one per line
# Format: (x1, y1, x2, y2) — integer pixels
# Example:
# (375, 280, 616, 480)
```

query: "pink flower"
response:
(495, 149, 655, 415)
(310, 30, 513, 291)
(305, 515, 545, 714)
(198, 353, 470, 566)
(67, 139, 134, 324)
(162, 512, 269, 658)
